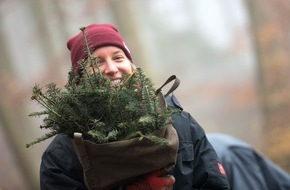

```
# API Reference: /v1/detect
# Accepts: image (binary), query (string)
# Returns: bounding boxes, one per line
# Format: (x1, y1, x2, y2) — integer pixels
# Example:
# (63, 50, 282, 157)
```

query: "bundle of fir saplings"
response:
(26, 30, 179, 148)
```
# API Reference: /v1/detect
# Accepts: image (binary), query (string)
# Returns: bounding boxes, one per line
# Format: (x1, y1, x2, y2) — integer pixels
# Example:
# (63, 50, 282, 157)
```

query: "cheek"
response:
(97, 65, 105, 73)
(119, 63, 134, 74)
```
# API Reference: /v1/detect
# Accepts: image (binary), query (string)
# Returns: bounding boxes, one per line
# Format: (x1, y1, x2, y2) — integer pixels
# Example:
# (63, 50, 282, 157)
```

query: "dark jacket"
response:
(208, 133, 290, 190)
(40, 95, 230, 190)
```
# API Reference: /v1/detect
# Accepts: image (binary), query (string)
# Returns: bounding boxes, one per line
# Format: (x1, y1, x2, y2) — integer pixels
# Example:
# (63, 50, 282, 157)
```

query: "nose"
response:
(103, 60, 118, 75)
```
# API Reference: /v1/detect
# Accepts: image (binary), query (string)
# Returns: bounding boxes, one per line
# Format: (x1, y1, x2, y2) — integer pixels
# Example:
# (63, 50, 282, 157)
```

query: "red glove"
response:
(127, 168, 175, 190)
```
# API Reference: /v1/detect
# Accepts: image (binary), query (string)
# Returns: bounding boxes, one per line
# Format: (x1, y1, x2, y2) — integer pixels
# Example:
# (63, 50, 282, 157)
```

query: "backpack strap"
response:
(155, 75, 180, 97)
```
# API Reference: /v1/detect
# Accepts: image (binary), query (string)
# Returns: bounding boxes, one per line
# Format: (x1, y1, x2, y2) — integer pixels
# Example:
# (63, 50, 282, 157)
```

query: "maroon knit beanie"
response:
(67, 23, 133, 74)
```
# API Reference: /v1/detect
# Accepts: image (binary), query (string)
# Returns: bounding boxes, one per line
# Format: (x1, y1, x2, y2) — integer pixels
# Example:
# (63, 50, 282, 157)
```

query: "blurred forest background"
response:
(0, 0, 290, 189)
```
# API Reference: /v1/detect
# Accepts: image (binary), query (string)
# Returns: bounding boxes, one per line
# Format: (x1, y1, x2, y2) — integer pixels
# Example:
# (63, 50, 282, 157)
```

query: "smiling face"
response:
(86, 46, 135, 82)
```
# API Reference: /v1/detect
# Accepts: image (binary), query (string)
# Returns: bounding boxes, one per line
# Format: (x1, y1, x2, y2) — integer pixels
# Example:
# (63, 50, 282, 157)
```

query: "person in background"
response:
(208, 133, 290, 190)
(40, 23, 230, 190)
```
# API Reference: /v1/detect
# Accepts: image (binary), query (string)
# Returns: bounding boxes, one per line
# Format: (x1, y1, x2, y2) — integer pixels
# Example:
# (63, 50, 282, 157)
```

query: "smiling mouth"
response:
(111, 79, 121, 84)
(111, 79, 122, 85)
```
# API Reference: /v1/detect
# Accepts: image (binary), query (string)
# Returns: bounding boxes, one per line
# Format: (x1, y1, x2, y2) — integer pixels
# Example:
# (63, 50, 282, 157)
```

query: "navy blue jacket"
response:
(208, 133, 290, 190)
(40, 95, 230, 189)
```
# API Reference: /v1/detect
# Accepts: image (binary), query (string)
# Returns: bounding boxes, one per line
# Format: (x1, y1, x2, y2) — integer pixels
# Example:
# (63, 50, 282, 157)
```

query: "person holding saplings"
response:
(35, 23, 230, 190)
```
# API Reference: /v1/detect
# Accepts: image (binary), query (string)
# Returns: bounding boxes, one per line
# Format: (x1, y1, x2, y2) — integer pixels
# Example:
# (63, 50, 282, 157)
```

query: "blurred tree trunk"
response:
(246, 0, 290, 172)
(0, 16, 38, 190)
(109, 0, 151, 73)
(30, 0, 55, 63)
(51, 0, 70, 40)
